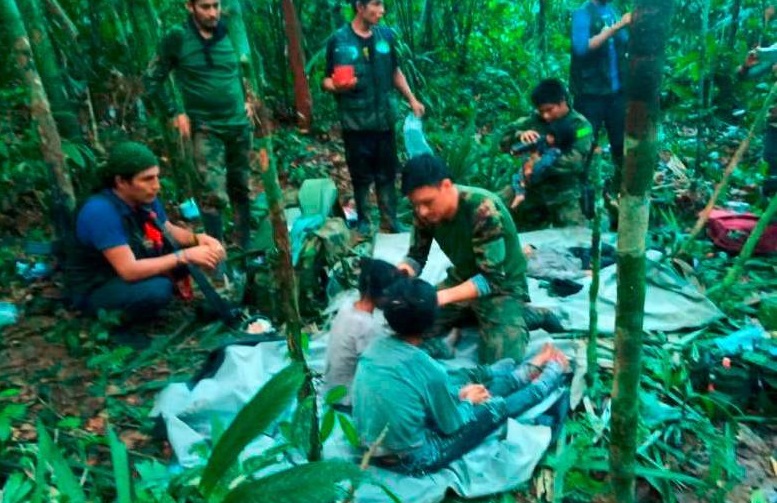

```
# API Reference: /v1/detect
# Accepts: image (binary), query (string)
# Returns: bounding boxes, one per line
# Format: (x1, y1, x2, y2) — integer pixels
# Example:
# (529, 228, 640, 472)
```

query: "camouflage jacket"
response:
(405, 185, 528, 298)
(501, 110, 593, 205)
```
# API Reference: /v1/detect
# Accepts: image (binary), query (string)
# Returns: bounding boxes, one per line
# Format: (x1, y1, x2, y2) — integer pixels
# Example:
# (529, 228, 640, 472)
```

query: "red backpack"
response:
(706, 209, 777, 255)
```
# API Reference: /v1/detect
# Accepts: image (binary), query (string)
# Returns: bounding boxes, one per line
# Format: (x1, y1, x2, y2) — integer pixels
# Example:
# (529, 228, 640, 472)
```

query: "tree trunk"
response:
(694, 0, 711, 171)
(610, 2, 673, 502)
(254, 137, 320, 461)
(224, 0, 259, 93)
(43, 0, 78, 41)
(587, 151, 604, 392)
(19, 0, 82, 141)
(728, 0, 742, 47)
(4, 0, 76, 241)
(537, 0, 548, 60)
(281, 0, 313, 131)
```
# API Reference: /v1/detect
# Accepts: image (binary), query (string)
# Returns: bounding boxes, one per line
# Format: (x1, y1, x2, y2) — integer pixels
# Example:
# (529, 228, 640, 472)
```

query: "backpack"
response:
(706, 209, 777, 255)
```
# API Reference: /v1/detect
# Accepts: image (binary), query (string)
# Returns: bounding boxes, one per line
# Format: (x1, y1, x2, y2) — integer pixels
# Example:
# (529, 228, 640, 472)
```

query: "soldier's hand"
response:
(173, 114, 191, 139)
(619, 12, 632, 28)
(332, 77, 358, 93)
(510, 194, 525, 209)
(410, 98, 426, 117)
(519, 130, 541, 144)
(183, 245, 223, 270)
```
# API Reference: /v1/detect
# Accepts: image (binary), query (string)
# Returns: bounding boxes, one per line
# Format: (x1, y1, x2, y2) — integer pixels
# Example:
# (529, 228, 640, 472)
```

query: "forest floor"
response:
(1, 131, 776, 502)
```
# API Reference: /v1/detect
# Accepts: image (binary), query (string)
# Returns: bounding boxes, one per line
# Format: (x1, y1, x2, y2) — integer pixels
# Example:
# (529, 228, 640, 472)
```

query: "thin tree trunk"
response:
(282, 0, 313, 131)
(677, 81, 777, 257)
(224, 0, 259, 92)
(538, 0, 548, 60)
(421, 0, 434, 50)
(128, 0, 159, 70)
(19, 0, 82, 141)
(4, 0, 76, 242)
(694, 0, 710, 171)
(254, 137, 321, 461)
(708, 195, 777, 297)
(728, 0, 742, 47)
(43, 0, 78, 41)
(587, 152, 604, 392)
(610, 2, 673, 502)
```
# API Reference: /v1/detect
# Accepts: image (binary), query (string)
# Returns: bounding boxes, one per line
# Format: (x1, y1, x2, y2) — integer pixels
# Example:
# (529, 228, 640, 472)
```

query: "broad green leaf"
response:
(1, 472, 33, 503)
(320, 409, 335, 442)
(108, 426, 132, 503)
(61, 141, 86, 169)
(222, 461, 364, 503)
(37, 422, 87, 503)
(200, 362, 305, 496)
(337, 413, 360, 448)
(0, 389, 20, 399)
(324, 385, 348, 405)
(56, 417, 81, 430)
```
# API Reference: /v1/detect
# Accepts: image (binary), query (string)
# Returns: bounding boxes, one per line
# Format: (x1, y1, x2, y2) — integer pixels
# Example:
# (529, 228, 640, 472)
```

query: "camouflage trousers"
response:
(512, 190, 588, 231)
(192, 124, 253, 211)
(425, 287, 530, 364)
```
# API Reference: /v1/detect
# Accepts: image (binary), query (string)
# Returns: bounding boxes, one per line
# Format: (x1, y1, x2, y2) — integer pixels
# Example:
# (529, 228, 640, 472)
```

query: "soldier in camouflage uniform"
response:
(143, 0, 253, 253)
(501, 79, 593, 230)
(397, 154, 530, 364)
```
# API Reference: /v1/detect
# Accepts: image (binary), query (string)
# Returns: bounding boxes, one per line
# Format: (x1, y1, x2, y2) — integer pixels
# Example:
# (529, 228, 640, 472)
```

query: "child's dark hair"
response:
(401, 154, 452, 196)
(530, 78, 569, 108)
(547, 120, 577, 152)
(358, 258, 405, 302)
(381, 277, 438, 336)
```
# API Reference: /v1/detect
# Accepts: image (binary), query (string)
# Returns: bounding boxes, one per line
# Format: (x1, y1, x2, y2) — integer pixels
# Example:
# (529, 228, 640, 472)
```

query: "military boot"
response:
(353, 185, 372, 236)
(376, 183, 408, 233)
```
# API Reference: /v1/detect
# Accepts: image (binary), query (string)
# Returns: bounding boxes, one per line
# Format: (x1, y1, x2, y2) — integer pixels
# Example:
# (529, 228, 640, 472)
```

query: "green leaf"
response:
(222, 461, 364, 503)
(61, 141, 86, 169)
(108, 426, 133, 503)
(1, 472, 33, 503)
(320, 409, 335, 442)
(36, 421, 87, 503)
(0, 389, 20, 399)
(56, 417, 81, 430)
(324, 385, 348, 406)
(199, 362, 305, 496)
(337, 413, 360, 448)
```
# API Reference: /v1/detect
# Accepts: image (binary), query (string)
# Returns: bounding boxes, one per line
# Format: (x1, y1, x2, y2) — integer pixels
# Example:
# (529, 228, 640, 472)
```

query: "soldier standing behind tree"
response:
(144, 0, 254, 268)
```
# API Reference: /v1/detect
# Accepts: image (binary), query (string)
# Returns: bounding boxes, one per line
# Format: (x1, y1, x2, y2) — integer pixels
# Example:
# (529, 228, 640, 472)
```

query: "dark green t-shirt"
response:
(144, 19, 249, 130)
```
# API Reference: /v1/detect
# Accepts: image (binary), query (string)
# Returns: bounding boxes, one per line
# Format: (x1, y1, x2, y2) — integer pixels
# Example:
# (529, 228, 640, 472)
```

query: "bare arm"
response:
(588, 12, 631, 51)
(393, 69, 425, 117)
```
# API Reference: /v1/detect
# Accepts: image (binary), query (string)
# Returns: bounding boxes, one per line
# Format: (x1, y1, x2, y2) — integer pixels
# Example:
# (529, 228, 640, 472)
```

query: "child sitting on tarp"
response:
(352, 277, 570, 475)
(323, 258, 405, 408)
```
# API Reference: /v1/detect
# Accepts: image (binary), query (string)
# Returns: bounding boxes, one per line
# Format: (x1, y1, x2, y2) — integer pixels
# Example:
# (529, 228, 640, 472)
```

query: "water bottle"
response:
(403, 114, 433, 158)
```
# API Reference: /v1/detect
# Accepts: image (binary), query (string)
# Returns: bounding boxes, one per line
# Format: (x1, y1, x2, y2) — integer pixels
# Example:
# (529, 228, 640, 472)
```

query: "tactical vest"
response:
(570, 2, 628, 97)
(331, 25, 396, 132)
(66, 191, 171, 297)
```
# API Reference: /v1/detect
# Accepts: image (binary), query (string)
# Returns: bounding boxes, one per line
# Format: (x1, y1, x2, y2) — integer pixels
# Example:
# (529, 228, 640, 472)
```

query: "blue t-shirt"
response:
(76, 189, 168, 252)
(571, 2, 628, 93)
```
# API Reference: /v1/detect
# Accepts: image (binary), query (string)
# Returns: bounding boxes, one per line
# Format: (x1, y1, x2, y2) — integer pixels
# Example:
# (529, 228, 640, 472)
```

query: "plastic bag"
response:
(403, 114, 433, 158)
